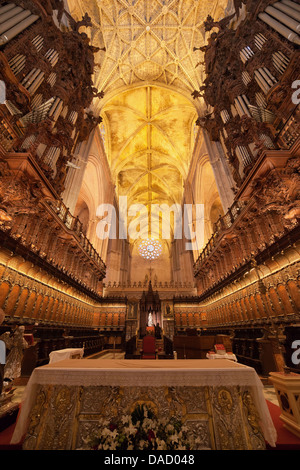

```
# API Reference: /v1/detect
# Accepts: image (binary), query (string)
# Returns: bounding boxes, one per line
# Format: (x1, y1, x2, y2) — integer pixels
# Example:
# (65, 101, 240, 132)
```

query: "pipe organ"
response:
(192, 0, 300, 372)
(0, 1, 108, 333)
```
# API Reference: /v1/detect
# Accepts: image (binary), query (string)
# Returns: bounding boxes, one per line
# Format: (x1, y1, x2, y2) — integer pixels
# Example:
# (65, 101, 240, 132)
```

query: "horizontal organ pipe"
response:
(0, 6, 24, 24)
(0, 14, 39, 45)
(0, 9, 32, 34)
(258, 12, 300, 44)
(273, 1, 300, 22)
(265, 5, 300, 33)
(0, 4, 17, 15)
(282, 0, 300, 12)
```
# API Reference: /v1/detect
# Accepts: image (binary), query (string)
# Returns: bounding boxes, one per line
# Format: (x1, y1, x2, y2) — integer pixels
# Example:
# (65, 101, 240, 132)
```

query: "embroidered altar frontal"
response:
(12, 359, 277, 450)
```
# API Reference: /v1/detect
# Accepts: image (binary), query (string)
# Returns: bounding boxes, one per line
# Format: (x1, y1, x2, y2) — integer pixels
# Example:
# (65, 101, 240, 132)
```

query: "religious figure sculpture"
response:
(0, 326, 28, 382)
(148, 311, 153, 327)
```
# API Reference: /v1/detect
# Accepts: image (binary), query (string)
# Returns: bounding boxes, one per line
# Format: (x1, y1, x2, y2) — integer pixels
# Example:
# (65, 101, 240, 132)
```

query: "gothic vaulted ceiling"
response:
(66, 0, 230, 242)
(101, 85, 197, 240)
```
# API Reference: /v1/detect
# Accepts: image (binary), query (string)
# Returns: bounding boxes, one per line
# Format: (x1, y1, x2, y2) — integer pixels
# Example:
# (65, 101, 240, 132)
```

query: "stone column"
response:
(61, 129, 97, 214)
(202, 130, 236, 212)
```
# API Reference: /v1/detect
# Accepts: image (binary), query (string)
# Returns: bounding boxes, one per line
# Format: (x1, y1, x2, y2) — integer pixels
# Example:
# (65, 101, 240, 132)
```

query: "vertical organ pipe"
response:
(239, 95, 251, 116)
(48, 98, 64, 122)
(220, 109, 230, 124)
(22, 68, 40, 87)
(254, 33, 267, 49)
(27, 71, 44, 94)
(242, 71, 251, 86)
(259, 67, 276, 86)
(254, 70, 270, 93)
(255, 92, 267, 108)
(8, 54, 26, 74)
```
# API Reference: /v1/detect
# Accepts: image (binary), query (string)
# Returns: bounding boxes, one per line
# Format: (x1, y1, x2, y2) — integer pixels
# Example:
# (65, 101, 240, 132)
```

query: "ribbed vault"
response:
(65, 0, 231, 248)
(101, 85, 197, 240)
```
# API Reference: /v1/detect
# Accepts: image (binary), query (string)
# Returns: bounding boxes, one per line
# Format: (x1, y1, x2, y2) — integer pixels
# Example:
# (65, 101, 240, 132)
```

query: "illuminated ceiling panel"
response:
(68, 0, 227, 109)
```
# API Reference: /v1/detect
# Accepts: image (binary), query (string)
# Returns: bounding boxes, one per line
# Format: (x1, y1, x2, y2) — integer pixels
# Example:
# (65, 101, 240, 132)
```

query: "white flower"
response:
(101, 428, 111, 438)
(142, 418, 155, 429)
(166, 424, 174, 433)
(121, 415, 130, 425)
(156, 439, 167, 450)
(124, 423, 137, 436)
(139, 440, 146, 449)
(110, 429, 118, 439)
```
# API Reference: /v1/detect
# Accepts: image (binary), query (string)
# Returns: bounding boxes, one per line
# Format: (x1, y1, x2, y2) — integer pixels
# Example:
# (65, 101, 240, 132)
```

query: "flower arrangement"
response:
(84, 404, 196, 450)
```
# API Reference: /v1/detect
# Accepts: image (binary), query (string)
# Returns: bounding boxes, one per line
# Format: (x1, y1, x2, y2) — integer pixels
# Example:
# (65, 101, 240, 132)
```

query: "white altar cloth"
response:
(48, 348, 84, 364)
(206, 352, 238, 361)
(11, 359, 277, 447)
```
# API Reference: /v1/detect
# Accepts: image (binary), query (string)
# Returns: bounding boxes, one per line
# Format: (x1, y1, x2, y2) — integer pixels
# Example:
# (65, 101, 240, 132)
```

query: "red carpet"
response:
(266, 400, 300, 450)
(1, 401, 300, 450)
(0, 422, 22, 450)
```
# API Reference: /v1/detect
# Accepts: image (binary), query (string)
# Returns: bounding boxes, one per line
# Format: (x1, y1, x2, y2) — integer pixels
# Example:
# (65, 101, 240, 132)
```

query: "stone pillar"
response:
(202, 130, 236, 212)
(61, 129, 97, 214)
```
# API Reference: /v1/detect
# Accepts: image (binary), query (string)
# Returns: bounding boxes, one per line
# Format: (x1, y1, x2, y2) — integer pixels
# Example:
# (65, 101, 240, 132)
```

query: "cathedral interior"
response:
(0, 0, 299, 452)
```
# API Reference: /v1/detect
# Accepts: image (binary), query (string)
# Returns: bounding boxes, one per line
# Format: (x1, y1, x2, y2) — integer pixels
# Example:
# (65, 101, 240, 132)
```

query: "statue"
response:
(148, 311, 154, 327)
(1, 326, 28, 382)
(155, 323, 162, 339)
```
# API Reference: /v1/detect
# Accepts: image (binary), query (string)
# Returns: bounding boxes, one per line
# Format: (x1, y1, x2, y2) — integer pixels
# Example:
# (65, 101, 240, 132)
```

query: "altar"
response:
(11, 359, 277, 450)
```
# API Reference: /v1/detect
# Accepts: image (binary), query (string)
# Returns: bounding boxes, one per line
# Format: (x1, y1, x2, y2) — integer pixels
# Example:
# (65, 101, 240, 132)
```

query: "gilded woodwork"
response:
(21, 383, 265, 450)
